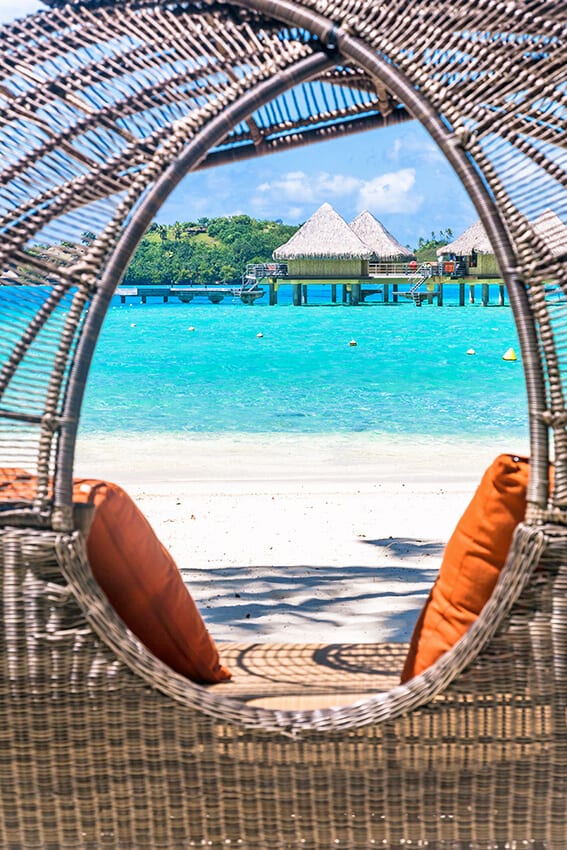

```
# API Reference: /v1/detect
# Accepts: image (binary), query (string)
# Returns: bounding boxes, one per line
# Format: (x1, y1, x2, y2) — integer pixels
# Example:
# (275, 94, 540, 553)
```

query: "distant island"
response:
(124, 216, 297, 287)
(123, 216, 453, 287)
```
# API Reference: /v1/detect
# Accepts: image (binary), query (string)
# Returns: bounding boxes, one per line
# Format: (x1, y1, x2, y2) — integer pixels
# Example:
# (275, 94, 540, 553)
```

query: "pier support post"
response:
(498, 284, 505, 306)
(120, 295, 126, 304)
(393, 283, 399, 303)
(292, 284, 301, 306)
(351, 284, 361, 306)
(437, 284, 443, 306)
(383, 283, 389, 304)
(269, 284, 277, 305)
(482, 283, 489, 306)
(331, 284, 337, 304)
(342, 285, 348, 304)
(469, 284, 475, 304)
(141, 294, 147, 304)
(459, 283, 465, 306)
(302, 285, 308, 305)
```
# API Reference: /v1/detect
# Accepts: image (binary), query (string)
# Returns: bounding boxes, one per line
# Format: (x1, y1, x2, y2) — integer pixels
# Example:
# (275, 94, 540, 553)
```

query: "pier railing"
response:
(243, 262, 289, 282)
(368, 261, 442, 276)
(244, 261, 450, 280)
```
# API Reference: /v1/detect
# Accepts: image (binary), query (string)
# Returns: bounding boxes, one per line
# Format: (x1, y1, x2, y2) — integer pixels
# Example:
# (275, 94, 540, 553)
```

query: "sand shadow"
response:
(183, 538, 442, 642)
(361, 536, 445, 559)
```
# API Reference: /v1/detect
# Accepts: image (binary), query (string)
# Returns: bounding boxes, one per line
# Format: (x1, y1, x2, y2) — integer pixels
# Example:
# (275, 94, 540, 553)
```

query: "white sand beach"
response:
(75, 431, 530, 645)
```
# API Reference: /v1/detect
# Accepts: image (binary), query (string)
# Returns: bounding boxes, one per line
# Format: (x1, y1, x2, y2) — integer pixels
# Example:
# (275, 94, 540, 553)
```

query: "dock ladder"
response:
(407, 263, 435, 306)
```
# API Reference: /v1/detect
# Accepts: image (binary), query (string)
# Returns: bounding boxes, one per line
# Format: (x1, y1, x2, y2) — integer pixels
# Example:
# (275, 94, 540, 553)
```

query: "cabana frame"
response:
(1, 0, 566, 846)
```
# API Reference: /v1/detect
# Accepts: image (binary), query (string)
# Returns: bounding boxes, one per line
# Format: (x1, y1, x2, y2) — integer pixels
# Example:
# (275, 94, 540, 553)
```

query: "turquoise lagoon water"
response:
(80, 289, 528, 445)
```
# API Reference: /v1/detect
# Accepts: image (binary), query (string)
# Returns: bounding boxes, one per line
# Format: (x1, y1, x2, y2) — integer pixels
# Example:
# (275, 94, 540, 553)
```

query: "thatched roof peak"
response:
(349, 210, 413, 260)
(436, 219, 493, 256)
(273, 203, 371, 260)
(437, 210, 567, 259)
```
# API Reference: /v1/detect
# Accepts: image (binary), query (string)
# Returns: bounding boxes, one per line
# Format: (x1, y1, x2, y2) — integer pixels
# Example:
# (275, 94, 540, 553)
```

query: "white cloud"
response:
(262, 171, 316, 202)
(258, 170, 356, 204)
(387, 132, 445, 167)
(316, 172, 361, 196)
(256, 167, 421, 216)
(357, 168, 423, 214)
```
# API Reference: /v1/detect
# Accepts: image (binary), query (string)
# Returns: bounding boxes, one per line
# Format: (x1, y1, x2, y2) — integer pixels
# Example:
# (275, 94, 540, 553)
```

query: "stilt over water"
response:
(116, 263, 508, 306)
(116, 274, 506, 307)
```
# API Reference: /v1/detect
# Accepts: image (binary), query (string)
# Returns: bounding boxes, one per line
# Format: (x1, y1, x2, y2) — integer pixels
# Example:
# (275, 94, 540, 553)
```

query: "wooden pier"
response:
(116, 265, 508, 307)
(239, 262, 507, 306)
(115, 284, 264, 305)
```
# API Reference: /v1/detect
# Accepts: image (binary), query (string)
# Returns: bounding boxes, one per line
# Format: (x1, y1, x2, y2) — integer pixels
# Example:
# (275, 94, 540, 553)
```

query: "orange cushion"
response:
(0, 469, 230, 685)
(400, 454, 532, 683)
(0, 467, 37, 499)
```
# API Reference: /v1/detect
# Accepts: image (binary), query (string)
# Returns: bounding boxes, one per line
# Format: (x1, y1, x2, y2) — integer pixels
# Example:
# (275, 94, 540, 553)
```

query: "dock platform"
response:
(116, 265, 508, 308)
(115, 285, 264, 304)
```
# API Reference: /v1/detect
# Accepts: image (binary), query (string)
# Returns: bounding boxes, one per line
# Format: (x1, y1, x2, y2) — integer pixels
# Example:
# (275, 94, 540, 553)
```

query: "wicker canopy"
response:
(349, 210, 413, 260)
(273, 202, 371, 259)
(1, 0, 567, 847)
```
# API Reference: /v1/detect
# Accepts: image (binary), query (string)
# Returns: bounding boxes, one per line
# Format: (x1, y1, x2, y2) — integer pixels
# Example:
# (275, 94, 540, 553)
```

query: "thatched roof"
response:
(349, 211, 413, 260)
(273, 203, 371, 260)
(436, 219, 493, 256)
(437, 211, 567, 259)
(533, 209, 567, 257)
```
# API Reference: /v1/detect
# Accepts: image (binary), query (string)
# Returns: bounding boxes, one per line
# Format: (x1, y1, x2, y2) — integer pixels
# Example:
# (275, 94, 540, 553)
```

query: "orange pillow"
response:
(0, 467, 37, 500)
(0, 469, 230, 685)
(400, 454, 532, 683)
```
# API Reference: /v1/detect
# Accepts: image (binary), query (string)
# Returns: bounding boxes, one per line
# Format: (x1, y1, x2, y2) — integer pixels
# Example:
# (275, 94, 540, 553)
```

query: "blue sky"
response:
(1, 0, 478, 249)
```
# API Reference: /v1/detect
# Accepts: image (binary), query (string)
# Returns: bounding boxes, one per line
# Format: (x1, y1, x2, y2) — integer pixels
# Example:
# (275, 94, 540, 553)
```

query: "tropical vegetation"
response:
(123, 216, 297, 286)
(122, 218, 455, 284)
(414, 228, 454, 263)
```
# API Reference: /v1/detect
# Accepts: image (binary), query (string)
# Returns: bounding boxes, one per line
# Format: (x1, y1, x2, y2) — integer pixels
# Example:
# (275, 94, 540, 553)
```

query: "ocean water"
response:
(80, 289, 528, 445)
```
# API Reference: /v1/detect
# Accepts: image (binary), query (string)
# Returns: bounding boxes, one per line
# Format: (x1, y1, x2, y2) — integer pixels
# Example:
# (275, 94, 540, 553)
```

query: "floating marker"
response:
(130, 323, 136, 327)
(188, 326, 195, 332)
(466, 348, 476, 355)
(256, 332, 264, 338)
(502, 347, 517, 361)
(349, 339, 358, 347)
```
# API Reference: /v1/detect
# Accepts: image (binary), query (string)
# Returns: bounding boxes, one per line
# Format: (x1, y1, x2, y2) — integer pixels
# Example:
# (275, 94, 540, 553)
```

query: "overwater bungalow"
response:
(272, 202, 371, 277)
(436, 219, 499, 278)
(437, 211, 567, 278)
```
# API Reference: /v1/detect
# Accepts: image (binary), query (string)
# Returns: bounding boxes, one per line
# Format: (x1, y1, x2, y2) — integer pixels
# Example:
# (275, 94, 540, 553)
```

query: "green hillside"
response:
(124, 216, 298, 286)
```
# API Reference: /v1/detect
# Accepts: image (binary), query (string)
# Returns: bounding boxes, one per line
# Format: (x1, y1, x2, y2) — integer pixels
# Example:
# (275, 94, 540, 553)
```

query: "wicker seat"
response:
(1, 0, 566, 846)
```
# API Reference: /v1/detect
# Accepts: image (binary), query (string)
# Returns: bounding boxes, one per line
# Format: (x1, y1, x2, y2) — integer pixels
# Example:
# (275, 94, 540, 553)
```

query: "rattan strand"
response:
(1, 0, 566, 846)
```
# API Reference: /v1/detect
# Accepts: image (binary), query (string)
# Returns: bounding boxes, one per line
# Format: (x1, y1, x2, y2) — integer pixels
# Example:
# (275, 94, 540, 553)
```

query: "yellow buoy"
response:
(466, 348, 476, 356)
(349, 339, 358, 347)
(502, 347, 517, 361)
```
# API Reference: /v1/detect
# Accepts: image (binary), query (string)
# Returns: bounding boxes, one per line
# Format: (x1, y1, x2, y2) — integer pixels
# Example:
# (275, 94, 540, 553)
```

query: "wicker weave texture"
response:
(1, 0, 567, 846)
(0, 0, 565, 519)
(0, 525, 565, 848)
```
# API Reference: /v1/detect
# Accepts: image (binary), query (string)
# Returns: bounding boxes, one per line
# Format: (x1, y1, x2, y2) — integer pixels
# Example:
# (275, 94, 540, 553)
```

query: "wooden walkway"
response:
(116, 280, 507, 306)
(115, 285, 264, 304)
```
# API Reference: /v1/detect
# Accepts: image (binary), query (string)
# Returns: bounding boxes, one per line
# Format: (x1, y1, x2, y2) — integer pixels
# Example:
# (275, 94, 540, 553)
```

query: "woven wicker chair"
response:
(1, 0, 566, 847)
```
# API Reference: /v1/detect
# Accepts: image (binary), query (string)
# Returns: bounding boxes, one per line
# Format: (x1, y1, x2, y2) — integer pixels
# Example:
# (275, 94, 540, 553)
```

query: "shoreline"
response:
(75, 430, 529, 486)
(75, 431, 529, 643)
